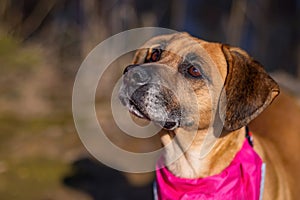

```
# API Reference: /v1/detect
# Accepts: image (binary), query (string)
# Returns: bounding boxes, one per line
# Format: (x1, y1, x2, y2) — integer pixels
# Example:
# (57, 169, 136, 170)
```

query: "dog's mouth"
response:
(120, 96, 148, 119)
(118, 84, 181, 130)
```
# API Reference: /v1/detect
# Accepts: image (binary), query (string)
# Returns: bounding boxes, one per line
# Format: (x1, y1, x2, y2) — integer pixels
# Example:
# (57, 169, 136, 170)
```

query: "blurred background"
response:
(0, 0, 299, 199)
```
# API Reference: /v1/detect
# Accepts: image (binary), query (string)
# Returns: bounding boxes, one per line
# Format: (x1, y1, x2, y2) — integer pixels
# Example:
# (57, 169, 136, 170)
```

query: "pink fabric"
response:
(155, 139, 263, 200)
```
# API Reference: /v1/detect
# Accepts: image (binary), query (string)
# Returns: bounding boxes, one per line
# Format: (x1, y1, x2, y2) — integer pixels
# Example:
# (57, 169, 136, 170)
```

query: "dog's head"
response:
(119, 33, 279, 132)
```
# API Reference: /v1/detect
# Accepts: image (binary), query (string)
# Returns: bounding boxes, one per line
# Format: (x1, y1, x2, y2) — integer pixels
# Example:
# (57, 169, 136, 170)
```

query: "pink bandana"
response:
(155, 138, 265, 200)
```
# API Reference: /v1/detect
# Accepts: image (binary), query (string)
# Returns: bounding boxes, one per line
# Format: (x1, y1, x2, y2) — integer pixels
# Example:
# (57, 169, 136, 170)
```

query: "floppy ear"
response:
(220, 45, 280, 132)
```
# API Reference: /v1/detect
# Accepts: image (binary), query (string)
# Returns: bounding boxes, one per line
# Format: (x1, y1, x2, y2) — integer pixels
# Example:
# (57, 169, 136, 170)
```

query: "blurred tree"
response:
(0, 0, 298, 78)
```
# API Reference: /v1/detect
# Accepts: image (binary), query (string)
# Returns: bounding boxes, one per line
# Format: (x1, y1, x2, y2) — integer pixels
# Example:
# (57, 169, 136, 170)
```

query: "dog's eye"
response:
(187, 66, 202, 78)
(145, 48, 162, 62)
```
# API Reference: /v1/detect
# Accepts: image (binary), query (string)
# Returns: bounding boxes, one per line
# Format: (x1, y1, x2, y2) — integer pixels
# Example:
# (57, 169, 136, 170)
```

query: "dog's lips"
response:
(119, 85, 181, 130)
(128, 100, 148, 119)
(157, 121, 179, 130)
(119, 95, 180, 130)
(119, 93, 148, 119)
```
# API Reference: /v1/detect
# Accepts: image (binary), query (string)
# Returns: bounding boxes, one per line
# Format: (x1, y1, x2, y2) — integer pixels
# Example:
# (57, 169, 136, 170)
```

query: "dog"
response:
(119, 32, 298, 199)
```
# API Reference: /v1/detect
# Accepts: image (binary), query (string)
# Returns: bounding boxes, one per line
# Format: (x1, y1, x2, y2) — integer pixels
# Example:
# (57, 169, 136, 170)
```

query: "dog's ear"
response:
(220, 45, 280, 132)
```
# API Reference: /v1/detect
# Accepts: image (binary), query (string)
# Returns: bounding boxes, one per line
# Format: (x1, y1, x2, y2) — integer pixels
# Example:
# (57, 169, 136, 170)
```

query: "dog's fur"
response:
(119, 33, 299, 199)
(249, 91, 300, 199)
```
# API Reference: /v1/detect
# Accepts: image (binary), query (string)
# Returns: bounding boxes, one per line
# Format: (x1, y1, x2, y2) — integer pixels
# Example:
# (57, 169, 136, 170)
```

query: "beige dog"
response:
(119, 33, 299, 199)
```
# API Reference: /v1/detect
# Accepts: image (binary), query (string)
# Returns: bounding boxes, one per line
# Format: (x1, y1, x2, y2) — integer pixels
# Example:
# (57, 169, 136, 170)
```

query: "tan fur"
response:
(250, 92, 300, 199)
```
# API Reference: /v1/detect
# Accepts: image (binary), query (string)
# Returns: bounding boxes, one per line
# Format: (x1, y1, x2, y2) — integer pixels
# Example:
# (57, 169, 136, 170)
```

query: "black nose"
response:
(123, 64, 150, 85)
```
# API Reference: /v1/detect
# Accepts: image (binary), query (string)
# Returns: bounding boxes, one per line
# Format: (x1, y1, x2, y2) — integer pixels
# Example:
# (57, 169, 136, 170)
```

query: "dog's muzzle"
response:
(123, 64, 150, 85)
(118, 64, 181, 130)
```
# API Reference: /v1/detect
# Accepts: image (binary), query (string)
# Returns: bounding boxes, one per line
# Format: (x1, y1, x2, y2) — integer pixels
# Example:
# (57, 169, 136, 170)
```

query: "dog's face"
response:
(119, 33, 279, 132)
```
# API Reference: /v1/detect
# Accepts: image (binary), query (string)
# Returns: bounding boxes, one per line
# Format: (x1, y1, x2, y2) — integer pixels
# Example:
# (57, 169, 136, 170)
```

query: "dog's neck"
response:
(159, 127, 245, 179)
